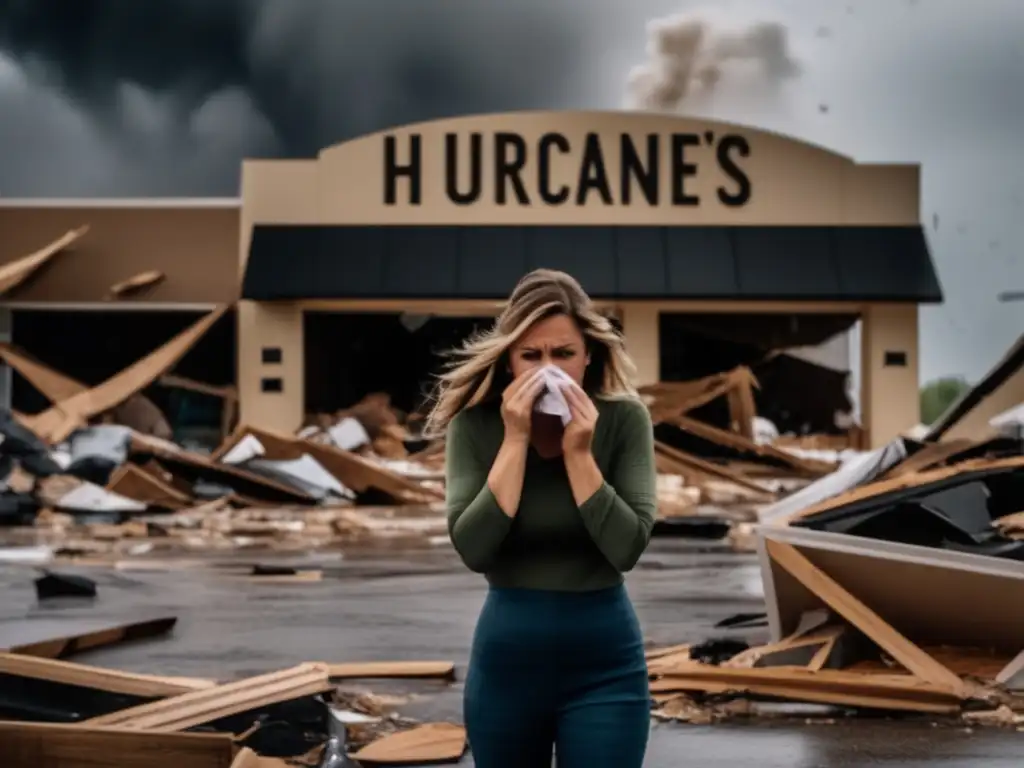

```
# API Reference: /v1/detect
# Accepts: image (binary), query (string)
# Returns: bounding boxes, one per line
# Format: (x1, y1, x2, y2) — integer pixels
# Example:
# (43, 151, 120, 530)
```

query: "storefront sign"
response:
(382, 130, 751, 208)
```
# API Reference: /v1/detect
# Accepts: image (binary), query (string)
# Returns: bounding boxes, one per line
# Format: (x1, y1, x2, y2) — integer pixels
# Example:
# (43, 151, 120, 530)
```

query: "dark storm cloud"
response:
(0, 0, 591, 194)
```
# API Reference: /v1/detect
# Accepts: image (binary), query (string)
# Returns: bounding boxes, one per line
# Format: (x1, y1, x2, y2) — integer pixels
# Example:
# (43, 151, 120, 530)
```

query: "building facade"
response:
(0, 111, 943, 448)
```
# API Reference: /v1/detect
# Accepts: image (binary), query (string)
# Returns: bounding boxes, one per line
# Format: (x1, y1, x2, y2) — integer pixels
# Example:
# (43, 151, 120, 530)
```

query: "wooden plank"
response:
(326, 660, 456, 681)
(213, 424, 441, 503)
(349, 722, 467, 766)
(882, 439, 977, 478)
(0, 342, 87, 401)
(670, 415, 835, 476)
(83, 663, 332, 732)
(717, 626, 844, 670)
(7, 616, 177, 660)
(106, 463, 192, 509)
(649, 667, 960, 713)
(108, 270, 165, 299)
(130, 433, 316, 505)
(0, 721, 236, 768)
(784, 455, 1024, 523)
(654, 442, 773, 497)
(0, 226, 89, 297)
(644, 643, 691, 662)
(0, 652, 214, 697)
(763, 539, 968, 695)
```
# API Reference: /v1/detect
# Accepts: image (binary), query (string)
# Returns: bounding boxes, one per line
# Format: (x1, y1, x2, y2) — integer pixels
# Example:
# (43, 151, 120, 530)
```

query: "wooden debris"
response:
(669, 415, 835, 477)
(214, 424, 442, 503)
(0, 721, 236, 768)
(7, 616, 178, 660)
(349, 722, 467, 766)
(107, 269, 165, 299)
(655, 441, 774, 499)
(650, 665, 963, 714)
(326, 660, 456, 681)
(764, 539, 968, 695)
(130, 432, 319, 506)
(779, 455, 1024, 524)
(22, 305, 230, 443)
(84, 663, 333, 731)
(642, 367, 759, 427)
(0, 652, 215, 697)
(106, 463, 192, 510)
(0, 226, 88, 297)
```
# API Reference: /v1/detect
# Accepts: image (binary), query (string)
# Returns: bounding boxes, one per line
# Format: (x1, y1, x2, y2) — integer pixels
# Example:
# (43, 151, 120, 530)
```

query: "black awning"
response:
(242, 225, 943, 303)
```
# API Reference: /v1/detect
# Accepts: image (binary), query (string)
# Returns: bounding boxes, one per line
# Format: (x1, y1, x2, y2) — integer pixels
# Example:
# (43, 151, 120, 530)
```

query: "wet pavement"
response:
(1, 539, 1021, 766)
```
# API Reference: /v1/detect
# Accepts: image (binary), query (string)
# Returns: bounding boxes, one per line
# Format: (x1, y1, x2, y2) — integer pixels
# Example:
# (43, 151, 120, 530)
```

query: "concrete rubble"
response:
(1, 314, 1023, 764)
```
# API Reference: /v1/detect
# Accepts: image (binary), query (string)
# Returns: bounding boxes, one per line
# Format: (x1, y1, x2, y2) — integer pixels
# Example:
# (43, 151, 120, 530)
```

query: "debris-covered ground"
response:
(3, 542, 1024, 768)
(0, 310, 1023, 765)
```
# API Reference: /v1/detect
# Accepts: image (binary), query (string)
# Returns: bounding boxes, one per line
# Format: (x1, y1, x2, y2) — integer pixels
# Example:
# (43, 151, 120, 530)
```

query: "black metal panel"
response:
(665, 227, 737, 297)
(243, 224, 944, 303)
(733, 226, 841, 298)
(615, 227, 667, 296)
(834, 226, 943, 302)
(459, 227, 528, 298)
(526, 227, 618, 296)
(385, 227, 461, 296)
(244, 226, 322, 300)
(316, 227, 388, 297)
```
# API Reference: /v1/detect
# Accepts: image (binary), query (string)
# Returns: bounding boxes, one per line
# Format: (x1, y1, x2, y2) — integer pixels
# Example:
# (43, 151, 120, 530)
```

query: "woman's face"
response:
(508, 314, 589, 385)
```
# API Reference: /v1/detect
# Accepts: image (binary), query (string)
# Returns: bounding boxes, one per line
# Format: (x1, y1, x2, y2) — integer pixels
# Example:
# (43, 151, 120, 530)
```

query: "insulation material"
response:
(759, 438, 908, 525)
(54, 482, 147, 514)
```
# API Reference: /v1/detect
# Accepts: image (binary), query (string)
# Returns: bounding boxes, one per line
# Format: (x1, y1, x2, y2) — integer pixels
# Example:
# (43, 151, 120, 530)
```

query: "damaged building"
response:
(0, 111, 941, 452)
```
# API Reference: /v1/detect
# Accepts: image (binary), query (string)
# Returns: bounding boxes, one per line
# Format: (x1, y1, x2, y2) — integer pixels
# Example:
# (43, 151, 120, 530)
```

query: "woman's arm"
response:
(445, 411, 525, 572)
(564, 399, 657, 572)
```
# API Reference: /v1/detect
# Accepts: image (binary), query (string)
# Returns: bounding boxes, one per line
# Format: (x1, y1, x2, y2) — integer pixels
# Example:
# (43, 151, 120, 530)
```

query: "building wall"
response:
(237, 161, 319, 431)
(0, 201, 240, 305)
(860, 304, 920, 446)
(237, 111, 925, 437)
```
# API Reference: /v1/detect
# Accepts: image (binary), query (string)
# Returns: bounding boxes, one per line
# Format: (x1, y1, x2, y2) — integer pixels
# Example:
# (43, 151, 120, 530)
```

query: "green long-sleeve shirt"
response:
(445, 396, 657, 591)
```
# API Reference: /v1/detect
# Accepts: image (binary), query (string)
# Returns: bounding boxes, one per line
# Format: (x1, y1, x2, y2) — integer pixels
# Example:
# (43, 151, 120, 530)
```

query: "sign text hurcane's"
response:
(381, 130, 752, 209)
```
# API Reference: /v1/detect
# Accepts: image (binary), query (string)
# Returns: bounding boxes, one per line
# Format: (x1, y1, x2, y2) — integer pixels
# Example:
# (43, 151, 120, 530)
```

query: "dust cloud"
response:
(626, 9, 801, 114)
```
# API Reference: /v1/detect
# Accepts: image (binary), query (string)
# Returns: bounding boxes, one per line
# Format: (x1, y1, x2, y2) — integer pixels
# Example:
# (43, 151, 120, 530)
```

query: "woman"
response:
(425, 268, 656, 767)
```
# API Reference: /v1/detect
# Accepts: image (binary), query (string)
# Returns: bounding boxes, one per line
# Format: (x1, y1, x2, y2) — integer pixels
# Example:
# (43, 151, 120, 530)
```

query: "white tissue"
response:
(533, 364, 574, 425)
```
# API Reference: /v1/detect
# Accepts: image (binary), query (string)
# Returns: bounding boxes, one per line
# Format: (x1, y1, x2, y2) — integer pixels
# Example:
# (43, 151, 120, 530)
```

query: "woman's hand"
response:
(500, 368, 545, 441)
(562, 381, 598, 456)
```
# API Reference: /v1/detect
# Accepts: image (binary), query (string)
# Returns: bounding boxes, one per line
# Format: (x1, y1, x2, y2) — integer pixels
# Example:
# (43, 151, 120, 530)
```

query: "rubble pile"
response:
(0, 307, 859, 559)
(653, 428, 1024, 724)
(646, 332, 1024, 724)
(0, 617, 467, 767)
(0, 310, 455, 559)
(641, 365, 841, 542)
(0, 404, 447, 562)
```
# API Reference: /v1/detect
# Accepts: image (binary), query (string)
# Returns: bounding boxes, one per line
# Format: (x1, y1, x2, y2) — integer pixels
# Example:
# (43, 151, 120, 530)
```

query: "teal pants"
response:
(464, 584, 651, 767)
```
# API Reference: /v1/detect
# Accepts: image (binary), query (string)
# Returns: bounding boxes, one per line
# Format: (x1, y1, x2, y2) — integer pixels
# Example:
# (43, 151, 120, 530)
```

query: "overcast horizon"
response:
(0, 0, 1020, 386)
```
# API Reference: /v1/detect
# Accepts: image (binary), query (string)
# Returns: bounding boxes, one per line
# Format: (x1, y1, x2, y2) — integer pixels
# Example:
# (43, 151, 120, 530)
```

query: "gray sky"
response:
(0, 0, 1020, 384)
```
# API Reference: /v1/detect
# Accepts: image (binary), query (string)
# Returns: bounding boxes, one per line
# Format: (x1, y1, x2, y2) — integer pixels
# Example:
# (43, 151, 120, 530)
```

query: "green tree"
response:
(919, 376, 972, 425)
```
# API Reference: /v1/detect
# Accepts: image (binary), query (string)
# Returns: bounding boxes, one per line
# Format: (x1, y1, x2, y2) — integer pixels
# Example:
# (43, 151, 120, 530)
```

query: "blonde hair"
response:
(423, 269, 639, 437)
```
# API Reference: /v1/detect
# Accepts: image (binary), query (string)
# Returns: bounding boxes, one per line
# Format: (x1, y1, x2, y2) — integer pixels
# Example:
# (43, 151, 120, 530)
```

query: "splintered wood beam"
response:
(763, 539, 968, 696)
(0, 721, 236, 768)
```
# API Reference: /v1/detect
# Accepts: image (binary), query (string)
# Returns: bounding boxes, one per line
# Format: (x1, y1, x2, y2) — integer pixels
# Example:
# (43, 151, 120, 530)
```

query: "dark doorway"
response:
(303, 312, 493, 417)
(9, 309, 235, 443)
